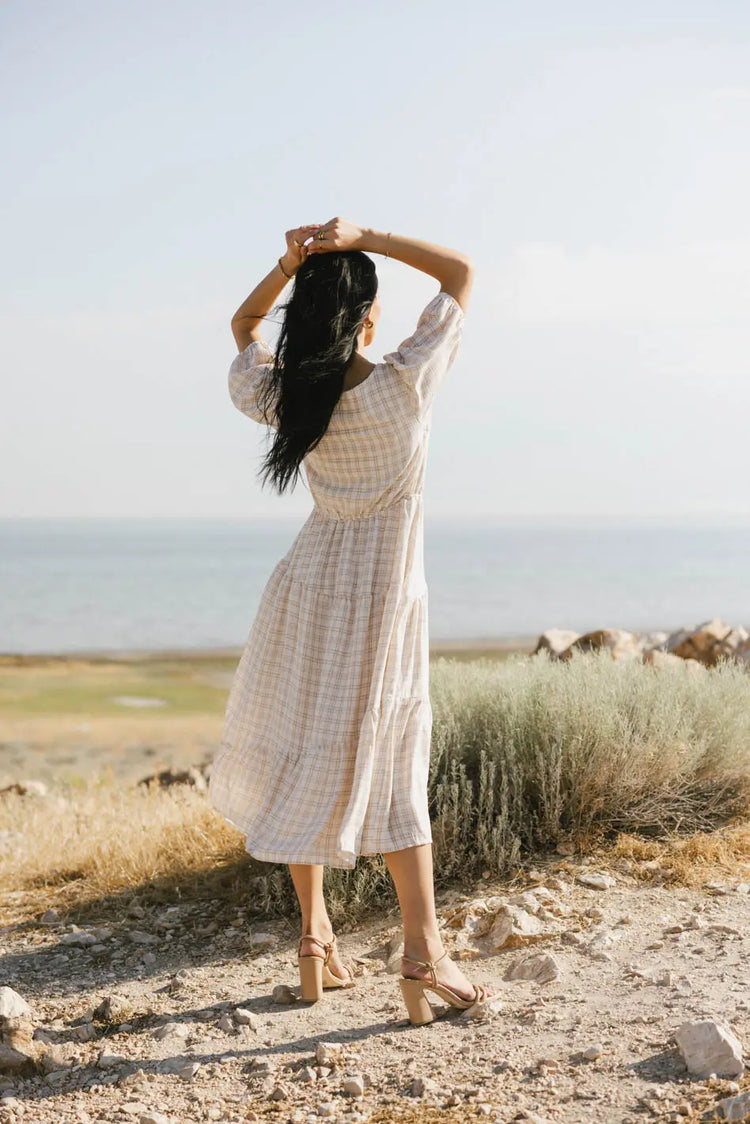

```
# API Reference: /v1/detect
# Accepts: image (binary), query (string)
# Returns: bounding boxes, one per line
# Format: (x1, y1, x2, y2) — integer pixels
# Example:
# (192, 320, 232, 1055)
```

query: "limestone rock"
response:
(576, 871, 615, 891)
(93, 996, 131, 1023)
(249, 1057, 277, 1077)
(504, 952, 560, 985)
(272, 984, 297, 1005)
(0, 1041, 37, 1074)
(638, 630, 669, 652)
(128, 930, 156, 945)
(533, 630, 581, 657)
(488, 904, 545, 949)
(97, 1052, 128, 1069)
(410, 1075, 437, 1096)
(444, 898, 501, 939)
(152, 1022, 188, 1041)
(0, 988, 36, 1074)
(0, 988, 31, 1021)
(233, 1008, 260, 1030)
(315, 1042, 342, 1066)
(668, 618, 735, 667)
(560, 629, 641, 661)
(386, 933, 404, 973)
(61, 930, 98, 947)
(249, 929, 275, 948)
(509, 888, 570, 922)
(717, 1088, 750, 1120)
(342, 1075, 365, 1096)
(462, 996, 505, 1022)
(712, 626, 749, 663)
(675, 1020, 744, 1079)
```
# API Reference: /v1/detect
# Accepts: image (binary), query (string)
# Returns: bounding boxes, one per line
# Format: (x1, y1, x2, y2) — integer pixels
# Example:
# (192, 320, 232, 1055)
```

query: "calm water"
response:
(1, 518, 748, 654)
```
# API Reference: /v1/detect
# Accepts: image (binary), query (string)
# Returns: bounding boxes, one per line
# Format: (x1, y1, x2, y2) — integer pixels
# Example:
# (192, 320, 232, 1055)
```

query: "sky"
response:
(2, 0, 749, 524)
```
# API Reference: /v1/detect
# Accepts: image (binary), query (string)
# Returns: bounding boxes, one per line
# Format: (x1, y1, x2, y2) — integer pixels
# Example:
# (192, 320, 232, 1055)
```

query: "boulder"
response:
(713, 627, 750, 664)
(533, 630, 581, 657)
(637, 630, 669, 652)
(675, 1020, 744, 1078)
(668, 618, 735, 667)
(560, 629, 641, 662)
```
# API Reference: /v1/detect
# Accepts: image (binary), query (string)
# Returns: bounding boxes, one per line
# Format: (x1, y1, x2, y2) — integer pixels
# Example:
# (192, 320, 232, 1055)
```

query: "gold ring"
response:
(317, 230, 326, 241)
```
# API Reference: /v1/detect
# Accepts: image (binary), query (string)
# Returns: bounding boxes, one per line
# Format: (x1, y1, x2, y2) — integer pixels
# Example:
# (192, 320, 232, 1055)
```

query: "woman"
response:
(209, 217, 493, 1025)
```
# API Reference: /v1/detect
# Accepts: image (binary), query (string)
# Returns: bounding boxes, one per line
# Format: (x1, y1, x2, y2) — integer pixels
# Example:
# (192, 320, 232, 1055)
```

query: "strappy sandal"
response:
(399, 949, 490, 1025)
(297, 932, 355, 1002)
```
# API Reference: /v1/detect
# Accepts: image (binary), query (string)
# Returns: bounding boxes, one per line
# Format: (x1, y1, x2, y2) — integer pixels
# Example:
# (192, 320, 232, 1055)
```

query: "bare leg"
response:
(383, 843, 489, 1001)
(288, 863, 349, 980)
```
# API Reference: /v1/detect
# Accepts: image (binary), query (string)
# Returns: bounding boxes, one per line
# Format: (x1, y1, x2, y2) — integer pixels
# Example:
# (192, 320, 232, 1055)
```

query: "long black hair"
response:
(256, 250, 378, 495)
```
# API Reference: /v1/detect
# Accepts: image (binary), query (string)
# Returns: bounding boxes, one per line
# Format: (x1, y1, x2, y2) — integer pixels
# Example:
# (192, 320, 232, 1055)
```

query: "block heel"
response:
(398, 949, 492, 1026)
(298, 954, 324, 1001)
(296, 932, 355, 1002)
(399, 977, 436, 1025)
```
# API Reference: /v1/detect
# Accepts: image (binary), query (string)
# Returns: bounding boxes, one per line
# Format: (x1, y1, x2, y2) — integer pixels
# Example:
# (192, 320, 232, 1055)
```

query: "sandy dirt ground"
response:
(1, 863, 748, 1123)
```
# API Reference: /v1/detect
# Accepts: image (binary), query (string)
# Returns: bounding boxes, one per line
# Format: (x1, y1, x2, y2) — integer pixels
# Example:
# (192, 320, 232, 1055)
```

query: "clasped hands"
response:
(280, 217, 365, 276)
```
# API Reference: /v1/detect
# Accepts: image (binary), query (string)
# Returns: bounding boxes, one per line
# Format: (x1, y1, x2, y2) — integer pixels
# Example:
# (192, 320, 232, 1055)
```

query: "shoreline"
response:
(0, 637, 539, 666)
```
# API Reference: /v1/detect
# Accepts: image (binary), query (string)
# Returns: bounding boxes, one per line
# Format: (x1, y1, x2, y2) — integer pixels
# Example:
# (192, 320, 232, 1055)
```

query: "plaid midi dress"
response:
(209, 289, 465, 868)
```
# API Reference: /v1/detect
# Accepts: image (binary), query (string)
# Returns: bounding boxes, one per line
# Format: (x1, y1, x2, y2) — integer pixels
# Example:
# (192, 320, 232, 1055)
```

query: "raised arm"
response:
(230, 224, 321, 351)
(306, 218, 475, 313)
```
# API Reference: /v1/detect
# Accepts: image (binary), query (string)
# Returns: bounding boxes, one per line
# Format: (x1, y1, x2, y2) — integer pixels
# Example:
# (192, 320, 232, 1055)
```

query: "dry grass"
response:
(0, 782, 247, 924)
(2, 782, 749, 928)
(609, 821, 750, 886)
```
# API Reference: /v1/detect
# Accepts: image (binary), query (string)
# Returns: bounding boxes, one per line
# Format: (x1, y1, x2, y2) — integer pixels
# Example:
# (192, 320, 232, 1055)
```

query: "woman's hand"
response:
(305, 217, 365, 255)
(280, 224, 322, 275)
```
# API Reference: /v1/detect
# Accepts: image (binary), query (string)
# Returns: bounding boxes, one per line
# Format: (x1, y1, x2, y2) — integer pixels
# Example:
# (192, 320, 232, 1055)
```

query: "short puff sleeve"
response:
(382, 290, 465, 419)
(228, 338, 279, 429)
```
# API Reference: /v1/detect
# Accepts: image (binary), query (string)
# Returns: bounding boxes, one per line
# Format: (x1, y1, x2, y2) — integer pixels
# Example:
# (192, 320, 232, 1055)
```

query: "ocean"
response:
(1, 518, 748, 655)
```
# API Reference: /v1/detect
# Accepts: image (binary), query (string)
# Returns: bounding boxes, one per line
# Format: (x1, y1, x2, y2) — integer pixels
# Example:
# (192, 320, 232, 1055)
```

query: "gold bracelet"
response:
(277, 256, 293, 280)
(385, 232, 391, 259)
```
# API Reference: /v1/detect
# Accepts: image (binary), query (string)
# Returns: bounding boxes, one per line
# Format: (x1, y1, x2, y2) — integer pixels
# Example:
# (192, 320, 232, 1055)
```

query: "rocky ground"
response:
(1, 862, 749, 1124)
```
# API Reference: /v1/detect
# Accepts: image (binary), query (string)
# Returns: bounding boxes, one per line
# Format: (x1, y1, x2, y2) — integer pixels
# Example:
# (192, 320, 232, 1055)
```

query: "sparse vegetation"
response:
(2, 650, 749, 926)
